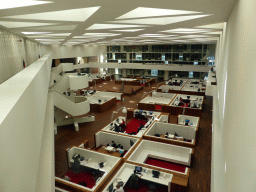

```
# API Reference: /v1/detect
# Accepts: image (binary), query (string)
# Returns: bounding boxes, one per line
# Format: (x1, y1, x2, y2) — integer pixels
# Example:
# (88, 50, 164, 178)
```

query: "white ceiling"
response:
(0, 0, 237, 45)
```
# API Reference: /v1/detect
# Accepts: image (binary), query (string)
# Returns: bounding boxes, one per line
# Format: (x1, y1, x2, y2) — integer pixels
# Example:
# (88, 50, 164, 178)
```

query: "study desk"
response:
(70, 159, 111, 173)
(97, 147, 123, 158)
(103, 163, 173, 192)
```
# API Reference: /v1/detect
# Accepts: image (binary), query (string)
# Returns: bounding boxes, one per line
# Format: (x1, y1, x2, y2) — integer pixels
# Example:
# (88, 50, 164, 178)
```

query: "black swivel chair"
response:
(147, 184, 156, 192)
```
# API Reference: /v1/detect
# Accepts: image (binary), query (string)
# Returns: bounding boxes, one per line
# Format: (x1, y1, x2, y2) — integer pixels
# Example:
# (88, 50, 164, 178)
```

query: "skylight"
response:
(4, 7, 100, 22)
(116, 7, 202, 19)
(86, 24, 148, 30)
(111, 14, 210, 25)
(111, 29, 144, 32)
(0, 21, 56, 28)
(0, 0, 52, 10)
(161, 28, 213, 33)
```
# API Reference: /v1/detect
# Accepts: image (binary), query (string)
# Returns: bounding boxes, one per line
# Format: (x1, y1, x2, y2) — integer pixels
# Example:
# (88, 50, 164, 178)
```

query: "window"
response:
(151, 69, 158, 76)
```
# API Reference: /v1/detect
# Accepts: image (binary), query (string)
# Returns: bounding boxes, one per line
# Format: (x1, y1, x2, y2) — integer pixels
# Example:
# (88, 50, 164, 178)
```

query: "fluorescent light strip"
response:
(83, 33, 120, 37)
(4, 7, 101, 22)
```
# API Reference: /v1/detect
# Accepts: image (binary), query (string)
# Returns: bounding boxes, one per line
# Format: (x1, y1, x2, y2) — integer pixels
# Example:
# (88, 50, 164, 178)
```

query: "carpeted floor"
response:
(124, 118, 147, 134)
(145, 157, 187, 173)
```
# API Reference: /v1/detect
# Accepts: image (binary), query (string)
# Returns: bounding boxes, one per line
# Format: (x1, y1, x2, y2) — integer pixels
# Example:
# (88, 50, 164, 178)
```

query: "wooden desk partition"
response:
(137, 103, 156, 111)
(90, 98, 117, 113)
(168, 89, 205, 96)
(105, 76, 111, 81)
(161, 106, 203, 117)
(127, 109, 135, 119)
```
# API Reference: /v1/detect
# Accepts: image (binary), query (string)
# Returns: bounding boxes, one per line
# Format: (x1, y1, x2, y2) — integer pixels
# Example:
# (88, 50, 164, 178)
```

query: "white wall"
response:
(0, 54, 53, 192)
(213, 0, 256, 191)
(44, 44, 106, 59)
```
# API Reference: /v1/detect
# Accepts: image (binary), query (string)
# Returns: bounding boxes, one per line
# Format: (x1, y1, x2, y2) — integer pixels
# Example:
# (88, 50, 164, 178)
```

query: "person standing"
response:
(130, 170, 143, 189)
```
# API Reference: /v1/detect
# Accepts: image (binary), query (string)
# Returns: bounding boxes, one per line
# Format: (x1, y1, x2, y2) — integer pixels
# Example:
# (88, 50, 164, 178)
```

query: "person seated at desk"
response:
(111, 141, 117, 148)
(114, 124, 121, 132)
(72, 156, 81, 172)
(120, 120, 126, 130)
(62, 175, 71, 181)
(130, 170, 143, 190)
(137, 123, 144, 133)
(115, 184, 124, 192)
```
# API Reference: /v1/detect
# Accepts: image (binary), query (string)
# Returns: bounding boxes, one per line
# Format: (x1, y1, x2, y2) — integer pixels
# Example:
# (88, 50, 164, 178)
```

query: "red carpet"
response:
(180, 103, 189, 107)
(64, 169, 100, 189)
(145, 157, 187, 173)
(155, 104, 162, 111)
(124, 118, 147, 134)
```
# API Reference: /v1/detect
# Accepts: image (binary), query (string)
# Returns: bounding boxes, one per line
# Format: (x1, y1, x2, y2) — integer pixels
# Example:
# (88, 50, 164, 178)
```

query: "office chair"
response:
(147, 184, 156, 192)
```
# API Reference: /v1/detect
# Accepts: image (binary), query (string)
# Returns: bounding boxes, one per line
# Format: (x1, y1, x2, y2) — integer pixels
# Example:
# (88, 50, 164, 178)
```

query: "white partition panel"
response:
(128, 140, 192, 166)
(0, 54, 53, 192)
(146, 122, 196, 140)
(95, 131, 139, 150)
(69, 75, 89, 90)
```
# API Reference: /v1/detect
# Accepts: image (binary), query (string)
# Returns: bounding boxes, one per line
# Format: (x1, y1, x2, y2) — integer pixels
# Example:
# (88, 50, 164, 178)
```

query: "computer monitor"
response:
(185, 119, 190, 123)
(152, 170, 160, 178)
(139, 109, 143, 113)
(108, 183, 114, 192)
(130, 140, 134, 146)
(135, 166, 142, 173)
(149, 111, 153, 115)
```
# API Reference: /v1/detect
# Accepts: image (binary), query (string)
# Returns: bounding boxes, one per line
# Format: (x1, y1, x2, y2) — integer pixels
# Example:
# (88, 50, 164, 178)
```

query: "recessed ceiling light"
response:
(111, 15, 211, 25)
(0, 21, 56, 28)
(4, 7, 100, 22)
(116, 7, 202, 19)
(111, 29, 144, 32)
(196, 22, 225, 29)
(86, 24, 148, 30)
(26, 25, 78, 30)
(161, 28, 213, 33)
(0, 0, 53, 10)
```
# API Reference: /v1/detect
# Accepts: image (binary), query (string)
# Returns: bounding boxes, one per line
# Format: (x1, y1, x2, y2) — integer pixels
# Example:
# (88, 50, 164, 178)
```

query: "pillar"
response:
(164, 71, 169, 81)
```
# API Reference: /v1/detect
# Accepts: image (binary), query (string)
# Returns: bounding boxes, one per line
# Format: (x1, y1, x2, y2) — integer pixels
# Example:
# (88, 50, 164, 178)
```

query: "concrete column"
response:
(164, 71, 169, 81)
(122, 69, 127, 77)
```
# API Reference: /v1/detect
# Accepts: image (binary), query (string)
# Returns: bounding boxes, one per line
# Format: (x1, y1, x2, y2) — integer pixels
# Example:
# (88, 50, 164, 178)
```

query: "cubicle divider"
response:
(94, 131, 140, 158)
(161, 105, 203, 117)
(143, 122, 196, 148)
(126, 161, 189, 192)
(168, 89, 206, 96)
